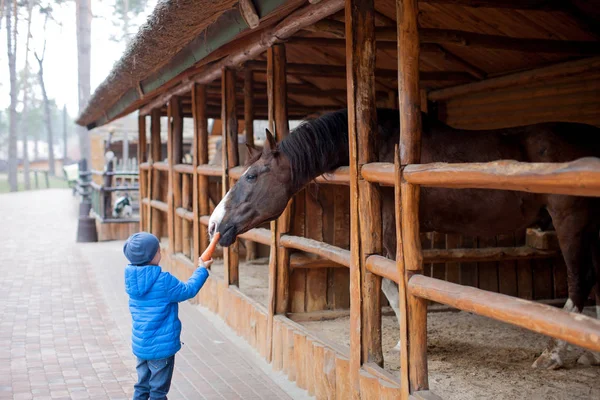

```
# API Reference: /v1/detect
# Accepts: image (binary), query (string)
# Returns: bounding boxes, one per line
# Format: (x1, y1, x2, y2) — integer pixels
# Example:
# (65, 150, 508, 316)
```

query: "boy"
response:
(123, 232, 212, 400)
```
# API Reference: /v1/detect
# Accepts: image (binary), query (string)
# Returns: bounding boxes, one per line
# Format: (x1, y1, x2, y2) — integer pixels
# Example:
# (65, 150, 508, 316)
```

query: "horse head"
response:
(208, 129, 294, 247)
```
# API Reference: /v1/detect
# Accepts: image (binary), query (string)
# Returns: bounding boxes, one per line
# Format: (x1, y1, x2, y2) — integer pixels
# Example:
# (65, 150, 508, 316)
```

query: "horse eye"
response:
(246, 174, 257, 182)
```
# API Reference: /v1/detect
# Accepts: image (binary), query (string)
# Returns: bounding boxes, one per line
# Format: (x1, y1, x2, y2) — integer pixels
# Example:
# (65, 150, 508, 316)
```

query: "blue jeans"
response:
(134, 355, 175, 400)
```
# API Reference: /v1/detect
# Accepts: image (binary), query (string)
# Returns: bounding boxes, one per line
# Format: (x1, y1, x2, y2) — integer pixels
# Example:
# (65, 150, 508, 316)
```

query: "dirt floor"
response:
(211, 259, 600, 400)
(210, 257, 271, 307)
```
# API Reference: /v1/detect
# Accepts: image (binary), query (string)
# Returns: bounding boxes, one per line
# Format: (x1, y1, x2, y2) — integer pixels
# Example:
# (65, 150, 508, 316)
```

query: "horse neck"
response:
(278, 110, 350, 192)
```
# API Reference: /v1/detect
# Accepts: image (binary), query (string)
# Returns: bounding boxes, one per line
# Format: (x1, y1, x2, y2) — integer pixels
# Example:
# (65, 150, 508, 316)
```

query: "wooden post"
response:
(168, 97, 183, 254)
(182, 173, 191, 258)
(345, 0, 382, 396)
(103, 160, 114, 219)
(266, 44, 291, 363)
(192, 84, 209, 264)
(138, 115, 147, 231)
(397, 0, 428, 392)
(221, 68, 239, 286)
(150, 108, 162, 238)
(244, 68, 258, 261)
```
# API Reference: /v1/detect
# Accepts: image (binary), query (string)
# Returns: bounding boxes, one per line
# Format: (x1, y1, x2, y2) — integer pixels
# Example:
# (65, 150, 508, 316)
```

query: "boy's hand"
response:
(199, 257, 213, 269)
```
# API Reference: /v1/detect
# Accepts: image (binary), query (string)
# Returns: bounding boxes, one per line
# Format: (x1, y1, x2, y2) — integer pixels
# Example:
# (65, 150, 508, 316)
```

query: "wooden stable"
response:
(78, 1, 600, 398)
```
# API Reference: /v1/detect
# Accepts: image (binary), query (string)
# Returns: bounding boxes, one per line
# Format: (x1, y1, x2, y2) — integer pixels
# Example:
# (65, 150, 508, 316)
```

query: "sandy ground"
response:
(212, 259, 600, 399)
(210, 257, 271, 307)
(303, 311, 600, 400)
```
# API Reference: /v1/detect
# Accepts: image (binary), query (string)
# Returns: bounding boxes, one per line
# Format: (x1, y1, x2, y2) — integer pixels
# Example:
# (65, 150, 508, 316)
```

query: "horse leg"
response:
(381, 193, 402, 351)
(577, 237, 600, 366)
(382, 278, 402, 351)
(532, 196, 598, 369)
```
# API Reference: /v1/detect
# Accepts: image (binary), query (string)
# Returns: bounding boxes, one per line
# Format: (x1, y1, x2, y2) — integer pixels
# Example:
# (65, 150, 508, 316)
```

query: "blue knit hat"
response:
(123, 232, 160, 265)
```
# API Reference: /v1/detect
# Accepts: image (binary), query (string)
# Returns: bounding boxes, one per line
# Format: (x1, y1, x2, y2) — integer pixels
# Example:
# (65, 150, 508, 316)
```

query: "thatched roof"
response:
(77, 0, 238, 127)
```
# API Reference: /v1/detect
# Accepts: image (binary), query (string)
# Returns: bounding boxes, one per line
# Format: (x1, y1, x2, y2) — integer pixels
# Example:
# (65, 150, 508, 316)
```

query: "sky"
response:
(0, 0, 158, 118)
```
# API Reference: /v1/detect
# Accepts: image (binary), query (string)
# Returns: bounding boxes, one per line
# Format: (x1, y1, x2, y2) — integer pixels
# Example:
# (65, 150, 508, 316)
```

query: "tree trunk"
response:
(21, 0, 35, 190)
(6, 0, 18, 192)
(37, 59, 56, 176)
(63, 105, 68, 165)
(76, 0, 92, 165)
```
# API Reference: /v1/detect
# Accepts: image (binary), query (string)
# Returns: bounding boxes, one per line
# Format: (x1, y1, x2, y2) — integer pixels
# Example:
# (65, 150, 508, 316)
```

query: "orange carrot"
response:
(201, 232, 220, 262)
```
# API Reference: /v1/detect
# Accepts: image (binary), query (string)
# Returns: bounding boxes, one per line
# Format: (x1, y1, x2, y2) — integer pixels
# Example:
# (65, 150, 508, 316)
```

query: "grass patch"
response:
(0, 172, 70, 194)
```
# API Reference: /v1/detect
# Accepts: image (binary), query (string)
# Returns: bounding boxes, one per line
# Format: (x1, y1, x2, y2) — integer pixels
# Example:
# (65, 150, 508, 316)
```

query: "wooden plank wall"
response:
(436, 68, 600, 130)
(284, 186, 566, 311)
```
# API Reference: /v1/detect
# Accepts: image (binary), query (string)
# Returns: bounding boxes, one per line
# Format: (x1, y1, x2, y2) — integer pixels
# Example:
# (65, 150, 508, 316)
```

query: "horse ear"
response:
(263, 128, 277, 154)
(245, 143, 261, 161)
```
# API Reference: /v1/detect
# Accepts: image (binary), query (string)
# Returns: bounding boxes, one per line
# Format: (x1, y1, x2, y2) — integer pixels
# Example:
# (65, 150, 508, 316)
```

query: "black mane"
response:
(278, 109, 350, 191)
(278, 108, 402, 190)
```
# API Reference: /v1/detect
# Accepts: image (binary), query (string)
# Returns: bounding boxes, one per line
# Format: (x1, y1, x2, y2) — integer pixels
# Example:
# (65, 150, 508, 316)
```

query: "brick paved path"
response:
(0, 190, 304, 400)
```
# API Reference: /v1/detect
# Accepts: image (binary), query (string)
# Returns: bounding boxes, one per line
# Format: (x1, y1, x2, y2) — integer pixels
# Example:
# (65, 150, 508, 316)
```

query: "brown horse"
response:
(208, 108, 600, 369)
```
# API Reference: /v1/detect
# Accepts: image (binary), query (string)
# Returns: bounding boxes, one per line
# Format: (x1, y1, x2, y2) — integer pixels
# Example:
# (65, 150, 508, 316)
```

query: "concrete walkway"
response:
(0, 190, 305, 400)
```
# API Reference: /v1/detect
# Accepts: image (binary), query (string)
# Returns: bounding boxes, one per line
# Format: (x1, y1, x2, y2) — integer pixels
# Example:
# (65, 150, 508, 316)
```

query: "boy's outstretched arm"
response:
(165, 259, 212, 302)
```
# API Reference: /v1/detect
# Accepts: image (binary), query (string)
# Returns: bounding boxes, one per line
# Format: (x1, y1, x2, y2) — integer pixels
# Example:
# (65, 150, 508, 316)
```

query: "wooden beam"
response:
(428, 56, 600, 101)
(418, 0, 561, 10)
(239, 0, 260, 29)
(138, 0, 346, 116)
(280, 234, 351, 267)
(418, 28, 599, 54)
(432, 44, 486, 80)
(181, 173, 191, 258)
(409, 274, 600, 352)
(221, 68, 239, 286)
(303, 19, 346, 38)
(346, 1, 383, 398)
(366, 246, 559, 284)
(149, 199, 168, 212)
(394, 148, 410, 399)
(376, 26, 600, 54)
(138, 115, 147, 231)
(244, 69, 255, 147)
(288, 36, 397, 51)
(403, 158, 600, 197)
(266, 44, 292, 363)
(397, 0, 428, 393)
(192, 83, 209, 260)
(290, 253, 345, 269)
(243, 68, 257, 261)
(292, 26, 599, 55)
(170, 97, 184, 255)
(238, 227, 271, 246)
(246, 60, 474, 81)
(150, 109, 162, 238)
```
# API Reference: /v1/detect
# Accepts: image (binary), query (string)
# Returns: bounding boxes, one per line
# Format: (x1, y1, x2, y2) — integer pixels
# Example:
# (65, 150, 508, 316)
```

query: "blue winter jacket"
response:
(124, 264, 209, 360)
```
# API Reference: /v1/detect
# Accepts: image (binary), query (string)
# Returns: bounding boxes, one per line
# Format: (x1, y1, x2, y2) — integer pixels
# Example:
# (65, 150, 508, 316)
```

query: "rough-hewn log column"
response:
(397, 0, 428, 392)
(182, 173, 191, 258)
(150, 109, 162, 238)
(221, 68, 240, 286)
(169, 97, 184, 254)
(266, 43, 291, 363)
(192, 84, 209, 262)
(345, 0, 383, 396)
(244, 68, 257, 261)
(138, 115, 147, 231)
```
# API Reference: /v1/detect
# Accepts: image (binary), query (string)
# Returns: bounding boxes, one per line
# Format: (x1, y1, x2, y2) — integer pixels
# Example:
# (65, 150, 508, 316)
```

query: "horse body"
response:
(209, 108, 600, 369)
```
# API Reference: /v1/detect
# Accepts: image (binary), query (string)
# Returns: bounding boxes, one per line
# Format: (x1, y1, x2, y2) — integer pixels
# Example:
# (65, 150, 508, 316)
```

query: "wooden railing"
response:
(89, 166, 139, 223)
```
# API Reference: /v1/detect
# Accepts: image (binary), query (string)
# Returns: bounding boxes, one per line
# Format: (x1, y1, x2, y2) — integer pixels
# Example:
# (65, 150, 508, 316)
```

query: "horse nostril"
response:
(208, 222, 216, 237)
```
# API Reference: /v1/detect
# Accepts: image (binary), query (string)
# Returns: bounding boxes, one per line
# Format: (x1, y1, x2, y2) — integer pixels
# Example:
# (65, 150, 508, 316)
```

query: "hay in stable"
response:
(78, 0, 238, 127)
